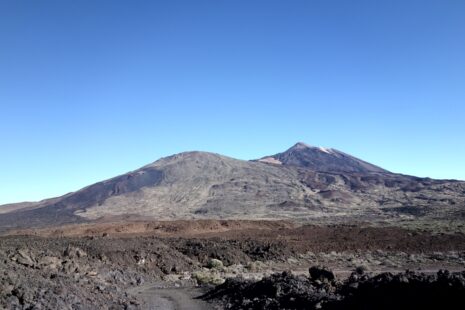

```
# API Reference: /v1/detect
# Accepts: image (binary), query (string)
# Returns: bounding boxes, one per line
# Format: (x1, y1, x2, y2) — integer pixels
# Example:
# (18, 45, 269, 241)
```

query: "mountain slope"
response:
(0, 143, 464, 231)
(76, 151, 308, 220)
(0, 151, 308, 229)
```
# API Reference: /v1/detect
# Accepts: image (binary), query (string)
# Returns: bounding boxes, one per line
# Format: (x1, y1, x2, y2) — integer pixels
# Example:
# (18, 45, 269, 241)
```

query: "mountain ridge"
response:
(0, 143, 464, 231)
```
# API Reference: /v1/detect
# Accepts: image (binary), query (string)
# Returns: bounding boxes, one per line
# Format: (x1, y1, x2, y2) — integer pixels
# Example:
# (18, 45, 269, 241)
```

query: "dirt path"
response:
(130, 283, 215, 310)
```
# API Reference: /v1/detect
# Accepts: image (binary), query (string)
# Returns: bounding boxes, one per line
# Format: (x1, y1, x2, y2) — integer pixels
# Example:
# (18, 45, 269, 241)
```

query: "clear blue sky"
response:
(1, 0, 464, 204)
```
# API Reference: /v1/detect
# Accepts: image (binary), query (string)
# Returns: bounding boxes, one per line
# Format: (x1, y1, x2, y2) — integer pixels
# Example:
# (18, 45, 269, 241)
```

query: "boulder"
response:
(309, 266, 335, 282)
(64, 246, 87, 259)
(11, 250, 35, 267)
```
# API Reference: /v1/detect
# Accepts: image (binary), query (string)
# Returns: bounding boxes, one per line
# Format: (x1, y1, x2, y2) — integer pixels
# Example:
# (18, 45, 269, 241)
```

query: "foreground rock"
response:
(201, 267, 465, 310)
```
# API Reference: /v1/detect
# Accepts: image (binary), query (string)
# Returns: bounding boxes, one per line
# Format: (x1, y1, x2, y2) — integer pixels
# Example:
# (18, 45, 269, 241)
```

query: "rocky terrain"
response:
(0, 143, 464, 231)
(1, 221, 465, 309)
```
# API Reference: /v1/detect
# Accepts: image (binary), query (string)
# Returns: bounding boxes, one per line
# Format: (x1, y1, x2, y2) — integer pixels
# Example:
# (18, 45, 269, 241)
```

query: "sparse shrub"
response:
(193, 271, 225, 285)
(207, 258, 223, 269)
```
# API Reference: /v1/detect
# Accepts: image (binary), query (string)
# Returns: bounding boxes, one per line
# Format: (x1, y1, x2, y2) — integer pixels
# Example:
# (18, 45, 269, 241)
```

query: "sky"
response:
(0, 0, 464, 204)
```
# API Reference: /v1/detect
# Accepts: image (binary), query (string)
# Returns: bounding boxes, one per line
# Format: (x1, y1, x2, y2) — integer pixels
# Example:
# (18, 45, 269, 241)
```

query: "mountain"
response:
(0, 143, 464, 231)
(258, 142, 388, 173)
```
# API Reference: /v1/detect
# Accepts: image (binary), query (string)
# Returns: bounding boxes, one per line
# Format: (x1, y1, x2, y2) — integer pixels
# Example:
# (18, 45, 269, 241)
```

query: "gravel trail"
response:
(130, 283, 215, 310)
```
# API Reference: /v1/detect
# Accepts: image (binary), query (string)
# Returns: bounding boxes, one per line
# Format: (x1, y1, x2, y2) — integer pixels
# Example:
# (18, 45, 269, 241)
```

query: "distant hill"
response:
(0, 143, 464, 231)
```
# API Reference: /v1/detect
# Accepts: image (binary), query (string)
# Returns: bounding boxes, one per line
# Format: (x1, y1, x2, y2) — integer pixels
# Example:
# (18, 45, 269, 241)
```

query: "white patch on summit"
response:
(318, 147, 333, 154)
